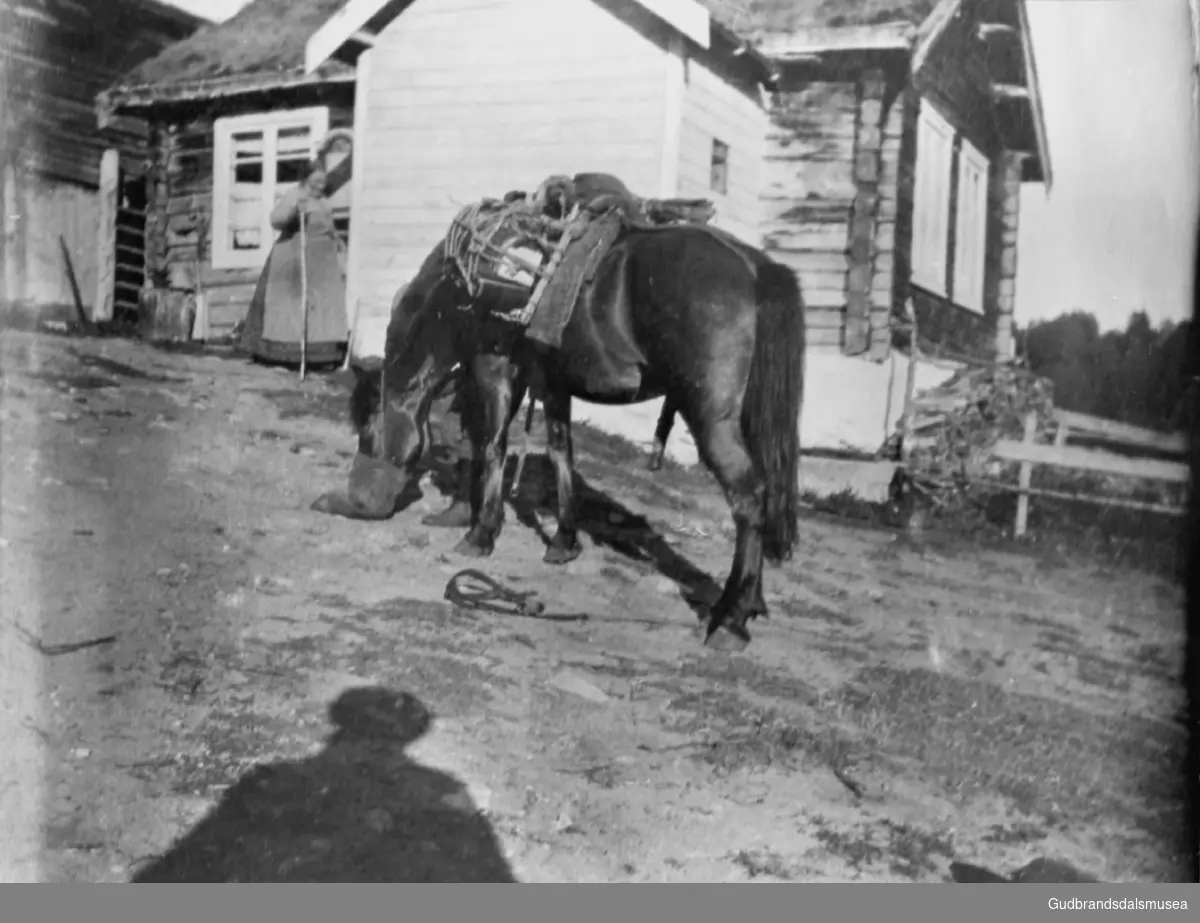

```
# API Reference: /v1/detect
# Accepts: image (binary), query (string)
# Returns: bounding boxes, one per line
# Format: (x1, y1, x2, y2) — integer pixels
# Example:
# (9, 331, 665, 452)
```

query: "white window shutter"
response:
(911, 100, 954, 296)
(953, 139, 990, 314)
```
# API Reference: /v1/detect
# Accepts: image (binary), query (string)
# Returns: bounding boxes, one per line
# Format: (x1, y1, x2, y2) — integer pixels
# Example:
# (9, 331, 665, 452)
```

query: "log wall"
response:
(761, 79, 858, 352)
(0, 0, 199, 314)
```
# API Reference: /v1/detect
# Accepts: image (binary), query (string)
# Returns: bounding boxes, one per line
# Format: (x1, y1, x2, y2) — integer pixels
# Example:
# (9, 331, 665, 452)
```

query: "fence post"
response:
(93, 148, 119, 323)
(1013, 411, 1037, 538)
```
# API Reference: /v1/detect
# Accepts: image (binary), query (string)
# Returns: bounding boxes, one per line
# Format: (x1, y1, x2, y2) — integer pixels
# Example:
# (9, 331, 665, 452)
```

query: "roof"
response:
(103, 0, 938, 113)
(98, 0, 353, 115)
(696, 0, 940, 39)
(101, 0, 1047, 186)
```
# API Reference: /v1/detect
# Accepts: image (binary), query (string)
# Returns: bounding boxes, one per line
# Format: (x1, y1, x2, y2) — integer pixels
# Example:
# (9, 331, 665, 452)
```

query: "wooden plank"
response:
(200, 265, 260, 288)
(804, 307, 845, 330)
(1052, 408, 1188, 455)
(992, 440, 1191, 485)
(975, 479, 1186, 517)
(776, 251, 850, 274)
(762, 224, 848, 252)
(806, 326, 842, 348)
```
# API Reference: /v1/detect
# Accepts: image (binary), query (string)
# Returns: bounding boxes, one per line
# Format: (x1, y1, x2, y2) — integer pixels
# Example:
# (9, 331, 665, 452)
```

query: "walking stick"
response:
(299, 210, 309, 381)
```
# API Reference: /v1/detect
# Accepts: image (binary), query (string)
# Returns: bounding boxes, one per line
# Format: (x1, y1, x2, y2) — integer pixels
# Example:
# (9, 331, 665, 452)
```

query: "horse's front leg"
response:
(540, 385, 583, 565)
(453, 354, 513, 558)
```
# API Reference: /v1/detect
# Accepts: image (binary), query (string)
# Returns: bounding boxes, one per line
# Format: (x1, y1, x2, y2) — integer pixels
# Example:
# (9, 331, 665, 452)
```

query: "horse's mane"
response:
(383, 241, 449, 361)
(350, 241, 458, 435)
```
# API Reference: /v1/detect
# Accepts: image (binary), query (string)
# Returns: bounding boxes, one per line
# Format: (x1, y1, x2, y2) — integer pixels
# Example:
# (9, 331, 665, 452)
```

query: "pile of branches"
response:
(883, 362, 1056, 516)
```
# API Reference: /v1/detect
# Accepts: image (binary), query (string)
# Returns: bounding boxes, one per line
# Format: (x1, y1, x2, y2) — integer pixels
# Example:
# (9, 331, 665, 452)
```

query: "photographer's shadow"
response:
(134, 687, 517, 882)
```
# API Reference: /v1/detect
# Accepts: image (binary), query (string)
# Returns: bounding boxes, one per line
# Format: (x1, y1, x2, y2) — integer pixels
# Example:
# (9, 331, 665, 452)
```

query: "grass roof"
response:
(108, 0, 350, 93)
(697, 0, 941, 39)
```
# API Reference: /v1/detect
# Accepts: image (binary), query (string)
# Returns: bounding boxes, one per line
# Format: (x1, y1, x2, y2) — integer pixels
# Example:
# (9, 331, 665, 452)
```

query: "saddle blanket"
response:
(524, 211, 624, 349)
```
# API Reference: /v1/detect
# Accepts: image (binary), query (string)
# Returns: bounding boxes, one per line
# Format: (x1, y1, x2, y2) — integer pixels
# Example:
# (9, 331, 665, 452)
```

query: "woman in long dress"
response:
(239, 159, 348, 366)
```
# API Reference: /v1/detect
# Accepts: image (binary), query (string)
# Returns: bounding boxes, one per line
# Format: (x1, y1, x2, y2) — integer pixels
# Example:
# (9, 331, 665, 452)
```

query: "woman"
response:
(239, 158, 348, 366)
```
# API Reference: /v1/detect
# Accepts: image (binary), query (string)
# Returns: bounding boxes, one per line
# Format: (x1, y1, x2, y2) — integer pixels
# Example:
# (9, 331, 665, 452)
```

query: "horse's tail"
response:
(742, 259, 805, 564)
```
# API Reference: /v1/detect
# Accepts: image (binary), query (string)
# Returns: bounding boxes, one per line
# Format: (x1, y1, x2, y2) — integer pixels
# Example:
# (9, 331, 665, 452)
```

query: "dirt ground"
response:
(0, 327, 1189, 882)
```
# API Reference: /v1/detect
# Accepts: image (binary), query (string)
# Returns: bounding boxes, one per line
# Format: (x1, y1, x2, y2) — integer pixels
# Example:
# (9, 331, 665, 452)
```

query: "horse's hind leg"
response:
(541, 386, 583, 565)
(649, 398, 675, 471)
(682, 413, 769, 650)
(453, 354, 516, 558)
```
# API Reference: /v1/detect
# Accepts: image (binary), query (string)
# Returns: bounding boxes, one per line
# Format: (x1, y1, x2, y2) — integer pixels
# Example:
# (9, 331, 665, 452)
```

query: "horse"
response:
(346, 212, 806, 650)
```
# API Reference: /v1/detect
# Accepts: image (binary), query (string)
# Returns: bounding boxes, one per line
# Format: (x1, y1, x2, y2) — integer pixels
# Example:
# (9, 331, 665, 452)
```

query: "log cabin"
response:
(95, 0, 358, 340)
(1, 0, 204, 323)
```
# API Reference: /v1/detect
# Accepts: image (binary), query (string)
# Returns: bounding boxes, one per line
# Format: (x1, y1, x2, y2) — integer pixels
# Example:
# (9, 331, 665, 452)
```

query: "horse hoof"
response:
(543, 543, 582, 565)
(704, 622, 751, 652)
(453, 538, 492, 558)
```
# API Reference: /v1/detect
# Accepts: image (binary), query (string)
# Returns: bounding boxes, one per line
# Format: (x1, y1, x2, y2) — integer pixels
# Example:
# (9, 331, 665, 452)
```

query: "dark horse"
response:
(346, 215, 805, 650)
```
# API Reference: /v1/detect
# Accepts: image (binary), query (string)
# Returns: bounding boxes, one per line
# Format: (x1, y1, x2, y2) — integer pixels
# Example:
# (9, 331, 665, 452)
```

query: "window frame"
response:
(210, 106, 331, 270)
(709, 137, 729, 196)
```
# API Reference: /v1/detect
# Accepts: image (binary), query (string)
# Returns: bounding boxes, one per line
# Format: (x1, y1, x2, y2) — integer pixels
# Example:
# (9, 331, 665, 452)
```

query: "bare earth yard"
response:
(0, 328, 1189, 882)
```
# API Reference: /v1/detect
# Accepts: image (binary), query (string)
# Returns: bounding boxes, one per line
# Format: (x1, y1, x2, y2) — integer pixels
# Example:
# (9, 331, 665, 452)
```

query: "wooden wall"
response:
(761, 8, 1033, 365)
(0, 0, 198, 188)
(674, 48, 768, 246)
(760, 78, 859, 352)
(141, 90, 354, 339)
(0, 0, 199, 313)
(351, 0, 667, 336)
(7, 174, 98, 308)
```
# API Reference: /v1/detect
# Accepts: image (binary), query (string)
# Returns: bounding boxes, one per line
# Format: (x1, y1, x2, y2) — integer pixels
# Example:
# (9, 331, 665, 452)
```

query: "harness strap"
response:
(443, 569, 590, 623)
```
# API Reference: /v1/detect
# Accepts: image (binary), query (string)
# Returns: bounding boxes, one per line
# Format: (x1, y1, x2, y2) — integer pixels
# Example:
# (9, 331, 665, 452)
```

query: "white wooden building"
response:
(300, 0, 775, 357)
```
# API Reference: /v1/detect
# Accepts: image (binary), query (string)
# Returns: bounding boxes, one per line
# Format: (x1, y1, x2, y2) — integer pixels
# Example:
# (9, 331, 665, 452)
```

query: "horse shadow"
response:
(132, 687, 516, 882)
(422, 452, 721, 621)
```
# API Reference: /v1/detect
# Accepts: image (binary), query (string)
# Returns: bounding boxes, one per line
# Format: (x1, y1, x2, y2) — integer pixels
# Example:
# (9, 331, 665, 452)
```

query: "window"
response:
(911, 100, 955, 296)
(710, 138, 729, 195)
(953, 138, 989, 314)
(910, 97, 992, 313)
(211, 107, 330, 269)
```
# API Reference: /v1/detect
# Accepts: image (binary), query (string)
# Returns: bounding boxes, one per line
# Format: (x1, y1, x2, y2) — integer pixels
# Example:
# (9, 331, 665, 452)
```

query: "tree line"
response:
(1013, 310, 1195, 433)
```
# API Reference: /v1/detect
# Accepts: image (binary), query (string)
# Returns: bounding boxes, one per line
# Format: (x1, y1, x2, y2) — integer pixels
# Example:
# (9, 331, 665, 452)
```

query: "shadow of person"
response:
(133, 687, 517, 882)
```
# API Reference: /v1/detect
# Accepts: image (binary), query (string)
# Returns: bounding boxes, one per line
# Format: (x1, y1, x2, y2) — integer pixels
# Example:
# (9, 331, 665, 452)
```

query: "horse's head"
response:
(350, 242, 463, 488)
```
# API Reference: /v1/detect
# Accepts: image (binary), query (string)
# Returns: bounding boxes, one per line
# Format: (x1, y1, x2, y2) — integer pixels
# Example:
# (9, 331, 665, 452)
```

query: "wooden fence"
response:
(991, 408, 1190, 537)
